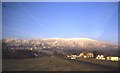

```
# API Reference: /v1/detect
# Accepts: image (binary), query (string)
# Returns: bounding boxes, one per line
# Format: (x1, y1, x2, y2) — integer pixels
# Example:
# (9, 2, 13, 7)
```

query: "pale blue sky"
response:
(2, 2, 118, 44)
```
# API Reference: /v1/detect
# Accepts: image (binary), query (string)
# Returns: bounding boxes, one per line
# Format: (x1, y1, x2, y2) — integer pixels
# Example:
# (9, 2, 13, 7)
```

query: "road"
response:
(63, 57, 119, 71)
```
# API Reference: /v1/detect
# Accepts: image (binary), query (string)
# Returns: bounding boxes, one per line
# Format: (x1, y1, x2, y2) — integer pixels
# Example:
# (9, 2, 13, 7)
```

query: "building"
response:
(78, 52, 94, 58)
(67, 55, 76, 59)
(96, 55, 105, 60)
(107, 57, 119, 61)
(71, 55, 77, 59)
(87, 53, 94, 58)
(78, 53, 84, 57)
(67, 52, 94, 59)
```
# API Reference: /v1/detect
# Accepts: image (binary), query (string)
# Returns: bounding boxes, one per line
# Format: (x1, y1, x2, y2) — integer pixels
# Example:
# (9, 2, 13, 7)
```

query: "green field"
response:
(2, 56, 119, 71)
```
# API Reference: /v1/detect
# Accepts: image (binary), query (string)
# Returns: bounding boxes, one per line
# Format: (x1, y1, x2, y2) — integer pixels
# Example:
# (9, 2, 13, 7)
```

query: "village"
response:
(66, 51, 120, 61)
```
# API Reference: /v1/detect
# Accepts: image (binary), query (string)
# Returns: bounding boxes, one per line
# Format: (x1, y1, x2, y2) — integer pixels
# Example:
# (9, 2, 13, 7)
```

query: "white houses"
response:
(96, 55, 105, 60)
(78, 52, 94, 58)
(71, 55, 76, 59)
(67, 55, 77, 59)
(67, 52, 94, 59)
(86, 53, 94, 58)
(107, 57, 119, 61)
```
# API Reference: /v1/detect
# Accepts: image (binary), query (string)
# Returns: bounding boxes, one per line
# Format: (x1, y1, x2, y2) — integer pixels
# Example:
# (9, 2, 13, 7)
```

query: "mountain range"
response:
(3, 38, 118, 51)
(2, 38, 119, 56)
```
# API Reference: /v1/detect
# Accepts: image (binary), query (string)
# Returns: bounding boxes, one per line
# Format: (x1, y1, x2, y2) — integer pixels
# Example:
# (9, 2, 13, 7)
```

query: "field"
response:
(2, 56, 119, 71)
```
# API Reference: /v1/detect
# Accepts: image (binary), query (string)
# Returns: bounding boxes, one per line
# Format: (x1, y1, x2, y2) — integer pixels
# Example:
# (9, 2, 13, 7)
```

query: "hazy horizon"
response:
(2, 2, 118, 45)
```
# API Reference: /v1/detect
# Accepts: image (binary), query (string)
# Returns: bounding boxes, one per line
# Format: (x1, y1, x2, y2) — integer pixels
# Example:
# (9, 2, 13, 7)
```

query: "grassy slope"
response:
(2, 56, 119, 71)
(3, 56, 84, 71)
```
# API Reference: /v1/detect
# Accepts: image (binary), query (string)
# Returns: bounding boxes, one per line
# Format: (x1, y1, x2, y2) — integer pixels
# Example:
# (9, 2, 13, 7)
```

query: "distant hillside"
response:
(41, 38, 118, 50)
(2, 38, 118, 51)
(2, 38, 119, 59)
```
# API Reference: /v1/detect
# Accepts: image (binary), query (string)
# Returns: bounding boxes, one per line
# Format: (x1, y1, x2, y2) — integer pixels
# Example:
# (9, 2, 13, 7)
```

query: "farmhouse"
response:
(67, 54, 77, 59)
(79, 53, 84, 58)
(78, 52, 94, 58)
(96, 55, 105, 60)
(67, 51, 94, 59)
(107, 56, 119, 61)
(87, 53, 94, 58)
(71, 55, 77, 59)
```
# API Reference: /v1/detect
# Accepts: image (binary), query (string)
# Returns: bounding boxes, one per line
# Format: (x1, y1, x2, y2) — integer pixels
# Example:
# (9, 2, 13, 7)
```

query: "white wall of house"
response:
(87, 53, 94, 58)
(71, 57, 76, 59)
(79, 53, 84, 57)
(107, 57, 119, 61)
(96, 55, 105, 60)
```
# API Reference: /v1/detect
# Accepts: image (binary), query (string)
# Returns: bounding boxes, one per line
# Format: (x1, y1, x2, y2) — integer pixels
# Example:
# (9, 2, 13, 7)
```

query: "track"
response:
(63, 57, 118, 71)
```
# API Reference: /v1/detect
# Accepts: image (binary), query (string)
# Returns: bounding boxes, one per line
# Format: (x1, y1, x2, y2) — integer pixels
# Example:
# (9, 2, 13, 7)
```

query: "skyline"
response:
(2, 2, 118, 44)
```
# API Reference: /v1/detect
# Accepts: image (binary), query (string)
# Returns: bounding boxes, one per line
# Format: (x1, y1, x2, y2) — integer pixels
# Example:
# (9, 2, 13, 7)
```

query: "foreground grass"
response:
(3, 56, 84, 71)
(2, 56, 119, 71)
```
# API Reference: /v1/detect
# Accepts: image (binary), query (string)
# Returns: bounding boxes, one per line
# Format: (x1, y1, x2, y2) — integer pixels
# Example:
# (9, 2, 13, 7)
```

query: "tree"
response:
(93, 51, 99, 58)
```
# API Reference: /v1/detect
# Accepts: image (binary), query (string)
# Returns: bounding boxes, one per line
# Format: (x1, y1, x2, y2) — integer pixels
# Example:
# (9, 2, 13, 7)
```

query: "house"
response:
(96, 55, 105, 60)
(107, 56, 119, 61)
(71, 56, 76, 59)
(67, 51, 94, 59)
(79, 53, 84, 57)
(70, 55, 77, 59)
(67, 55, 71, 58)
(96, 55, 101, 59)
(87, 53, 94, 58)
(67, 54, 76, 59)
(78, 52, 94, 58)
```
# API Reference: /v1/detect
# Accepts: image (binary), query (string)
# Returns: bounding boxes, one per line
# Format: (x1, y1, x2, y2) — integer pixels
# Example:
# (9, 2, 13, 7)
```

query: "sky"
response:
(2, 2, 118, 44)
